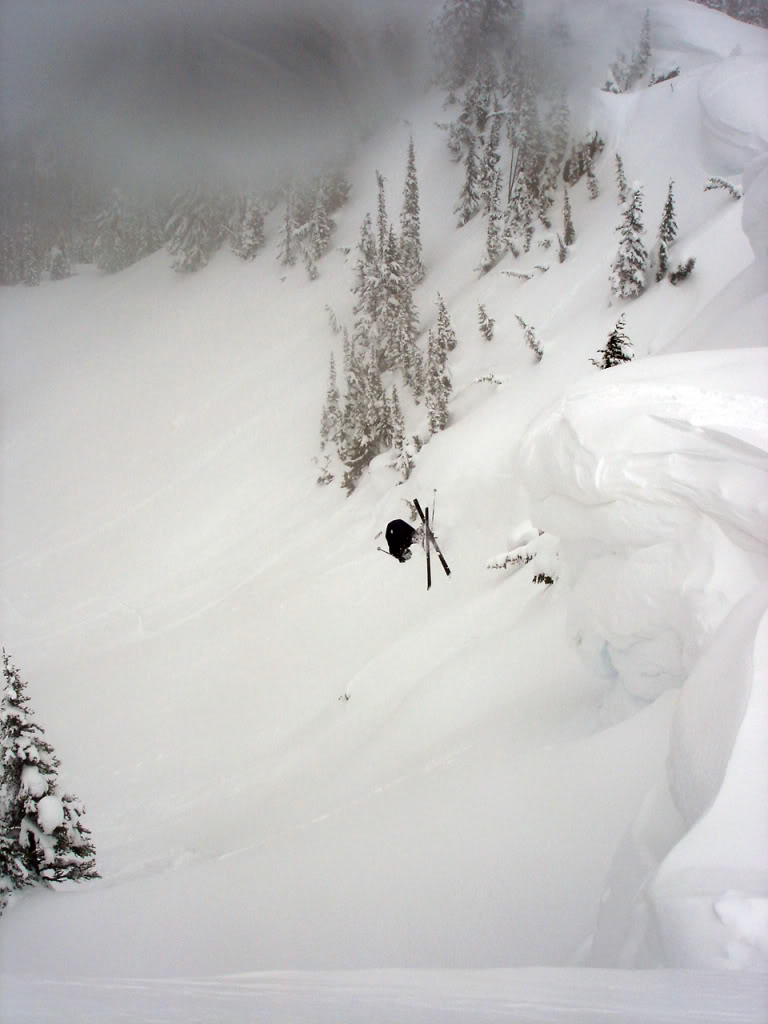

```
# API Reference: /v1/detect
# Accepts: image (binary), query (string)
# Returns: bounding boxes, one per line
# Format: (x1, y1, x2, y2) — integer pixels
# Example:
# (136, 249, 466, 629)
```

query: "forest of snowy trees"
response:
(0, 0, 753, 500)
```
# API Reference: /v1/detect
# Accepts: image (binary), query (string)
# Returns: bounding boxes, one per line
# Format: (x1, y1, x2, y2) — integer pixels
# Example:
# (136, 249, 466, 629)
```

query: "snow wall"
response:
(519, 349, 768, 969)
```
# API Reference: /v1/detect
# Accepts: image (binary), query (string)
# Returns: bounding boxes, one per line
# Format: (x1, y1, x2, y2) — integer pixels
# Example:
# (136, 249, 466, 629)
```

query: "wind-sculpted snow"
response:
(520, 349, 768, 967)
(698, 56, 768, 173)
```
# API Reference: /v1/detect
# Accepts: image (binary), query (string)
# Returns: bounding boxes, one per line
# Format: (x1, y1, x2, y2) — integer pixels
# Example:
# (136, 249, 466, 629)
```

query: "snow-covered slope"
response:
(1, 1, 767, 1019)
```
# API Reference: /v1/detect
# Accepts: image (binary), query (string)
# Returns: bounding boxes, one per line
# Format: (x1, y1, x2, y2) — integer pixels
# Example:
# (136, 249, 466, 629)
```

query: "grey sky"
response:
(0, 0, 432, 188)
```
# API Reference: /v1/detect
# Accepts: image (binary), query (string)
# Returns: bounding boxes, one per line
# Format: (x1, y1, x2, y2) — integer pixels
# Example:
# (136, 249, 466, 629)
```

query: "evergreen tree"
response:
(630, 9, 652, 84)
(21, 221, 41, 286)
(478, 303, 495, 341)
(233, 195, 265, 260)
(166, 187, 224, 273)
(435, 293, 458, 353)
(425, 327, 452, 435)
(400, 137, 426, 286)
(276, 187, 299, 267)
(610, 183, 649, 299)
(615, 153, 629, 206)
(308, 189, 334, 262)
(515, 314, 543, 361)
(655, 179, 678, 281)
(94, 189, 132, 273)
(0, 652, 98, 904)
(432, 0, 522, 88)
(562, 186, 576, 246)
(376, 171, 388, 259)
(0, 232, 21, 285)
(591, 314, 633, 368)
(455, 134, 482, 227)
(557, 233, 567, 263)
(480, 108, 503, 213)
(504, 171, 535, 253)
(544, 90, 571, 193)
(480, 170, 504, 271)
(340, 349, 392, 492)
(586, 161, 600, 200)
(390, 386, 416, 481)
(48, 244, 73, 281)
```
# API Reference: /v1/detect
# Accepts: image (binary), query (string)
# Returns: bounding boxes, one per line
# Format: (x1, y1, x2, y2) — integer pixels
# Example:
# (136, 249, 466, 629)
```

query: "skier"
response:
(385, 519, 419, 562)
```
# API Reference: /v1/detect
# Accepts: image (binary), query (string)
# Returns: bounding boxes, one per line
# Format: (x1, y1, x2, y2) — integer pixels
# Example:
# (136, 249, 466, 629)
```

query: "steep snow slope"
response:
(1, 1, 767, 1019)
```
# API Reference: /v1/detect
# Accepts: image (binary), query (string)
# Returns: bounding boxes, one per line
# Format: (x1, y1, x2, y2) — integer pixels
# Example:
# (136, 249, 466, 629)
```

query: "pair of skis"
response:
(413, 498, 451, 590)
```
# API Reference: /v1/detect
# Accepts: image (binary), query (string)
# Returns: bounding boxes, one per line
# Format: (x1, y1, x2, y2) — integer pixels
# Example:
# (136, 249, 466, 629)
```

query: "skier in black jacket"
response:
(385, 519, 418, 562)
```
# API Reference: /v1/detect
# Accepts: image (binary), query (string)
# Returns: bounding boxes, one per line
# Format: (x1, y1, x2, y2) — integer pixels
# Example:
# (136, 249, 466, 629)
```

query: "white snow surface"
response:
(1, 2, 768, 1021)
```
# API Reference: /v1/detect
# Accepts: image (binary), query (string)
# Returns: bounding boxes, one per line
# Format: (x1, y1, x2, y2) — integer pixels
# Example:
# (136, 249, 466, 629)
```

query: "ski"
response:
(413, 499, 451, 578)
(425, 506, 432, 590)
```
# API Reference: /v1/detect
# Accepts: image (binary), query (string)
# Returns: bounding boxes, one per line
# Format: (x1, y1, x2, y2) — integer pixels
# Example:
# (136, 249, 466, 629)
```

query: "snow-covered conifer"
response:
(669, 256, 695, 284)
(480, 109, 503, 213)
(504, 172, 535, 253)
(591, 313, 633, 368)
(21, 221, 41, 286)
(704, 176, 743, 200)
(390, 386, 416, 481)
(48, 244, 72, 281)
(400, 138, 425, 286)
(166, 188, 224, 273)
(425, 328, 452, 435)
(586, 160, 600, 200)
(655, 179, 678, 281)
(615, 153, 629, 206)
(515, 314, 543, 361)
(562, 186, 576, 246)
(309, 190, 334, 262)
(376, 171, 388, 259)
(233, 195, 265, 260)
(276, 188, 299, 267)
(610, 183, 649, 299)
(480, 170, 504, 272)
(435, 293, 458, 353)
(455, 135, 482, 227)
(478, 303, 495, 341)
(557, 233, 567, 263)
(317, 351, 343, 482)
(0, 652, 98, 900)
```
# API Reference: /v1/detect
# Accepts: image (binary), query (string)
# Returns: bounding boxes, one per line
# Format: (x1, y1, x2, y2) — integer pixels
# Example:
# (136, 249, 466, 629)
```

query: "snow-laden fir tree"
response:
(376, 171, 388, 258)
(435, 293, 458, 353)
(390, 386, 416, 481)
(557, 233, 567, 263)
(504, 171, 535, 254)
(425, 327, 452, 435)
(478, 303, 495, 341)
(586, 161, 600, 200)
(94, 189, 132, 274)
(340, 348, 392, 493)
(166, 187, 225, 273)
(320, 353, 342, 453)
(562, 186, 576, 246)
(277, 187, 299, 267)
(615, 153, 629, 206)
(543, 90, 571, 193)
(0, 652, 98, 910)
(515, 314, 543, 361)
(455, 134, 482, 227)
(21, 221, 41, 286)
(480, 107, 503, 212)
(655, 179, 678, 281)
(591, 313, 633, 368)
(399, 137, 425, 286)
(308, 189, 334, 263)
(233, 195, 265, 260)
(480, 170, 504, 272)
(610, 183, 649, 299)
(48, 244, 72, 281)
